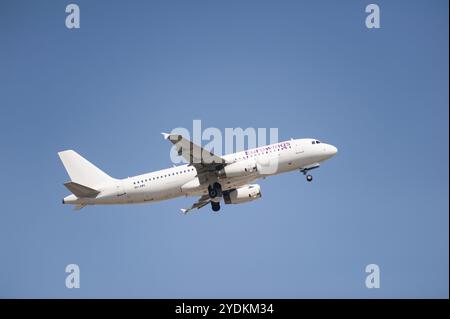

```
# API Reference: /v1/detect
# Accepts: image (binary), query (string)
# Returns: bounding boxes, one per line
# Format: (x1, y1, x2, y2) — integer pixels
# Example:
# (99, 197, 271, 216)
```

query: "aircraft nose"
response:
(330, 145, 338, 155)
(325, 144, 338, 157)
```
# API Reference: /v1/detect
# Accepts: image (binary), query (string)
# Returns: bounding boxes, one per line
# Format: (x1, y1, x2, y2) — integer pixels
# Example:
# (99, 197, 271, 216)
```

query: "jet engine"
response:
(218, 160, 257, 178)
(223, 184, 262, 204)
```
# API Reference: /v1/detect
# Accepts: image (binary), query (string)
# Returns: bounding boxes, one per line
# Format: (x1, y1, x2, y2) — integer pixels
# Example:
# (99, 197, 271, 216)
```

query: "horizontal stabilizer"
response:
(64, 182, 100, 198)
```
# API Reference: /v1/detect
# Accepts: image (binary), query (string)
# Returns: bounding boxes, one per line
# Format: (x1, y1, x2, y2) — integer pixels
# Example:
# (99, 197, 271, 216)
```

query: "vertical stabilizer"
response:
(58, 150, 115, 188)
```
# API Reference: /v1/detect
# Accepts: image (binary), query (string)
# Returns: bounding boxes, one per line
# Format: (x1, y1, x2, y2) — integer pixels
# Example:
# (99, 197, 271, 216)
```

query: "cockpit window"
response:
(312, 141, 315, 144)
(316, 140, 321, 144)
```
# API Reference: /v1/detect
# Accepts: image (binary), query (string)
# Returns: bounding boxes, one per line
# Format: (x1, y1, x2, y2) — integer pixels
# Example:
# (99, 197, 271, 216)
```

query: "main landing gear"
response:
(208, 182, 222, 212)
(306, 174, 313, 182)
(211, 201, 221, 212)
(208, 182, 222, 198)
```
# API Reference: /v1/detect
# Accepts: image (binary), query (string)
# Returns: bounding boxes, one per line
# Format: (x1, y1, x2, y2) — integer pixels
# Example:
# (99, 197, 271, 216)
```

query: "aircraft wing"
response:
(180, 195, 211, 214)
(161, 133, 227, 170)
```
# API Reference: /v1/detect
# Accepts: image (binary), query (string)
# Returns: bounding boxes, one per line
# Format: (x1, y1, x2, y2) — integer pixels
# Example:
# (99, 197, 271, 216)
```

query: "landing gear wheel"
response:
(211, 201, 221, 212)
(208, 182, 222, 198)
(208, 187, 218, 198)
(306, 174, 313, 182)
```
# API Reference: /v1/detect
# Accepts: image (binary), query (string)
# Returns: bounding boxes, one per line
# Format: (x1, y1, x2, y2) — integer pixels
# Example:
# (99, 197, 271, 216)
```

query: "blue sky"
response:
(0, 0, 448, 298)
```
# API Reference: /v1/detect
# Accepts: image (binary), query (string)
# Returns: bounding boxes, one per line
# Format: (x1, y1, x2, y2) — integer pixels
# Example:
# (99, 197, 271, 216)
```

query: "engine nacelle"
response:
(218, 160, 257, 178)
(223, 184, 262, 205)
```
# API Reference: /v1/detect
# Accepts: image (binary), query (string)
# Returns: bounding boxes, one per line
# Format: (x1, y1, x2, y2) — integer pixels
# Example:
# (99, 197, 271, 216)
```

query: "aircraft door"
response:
(295, 142, 304, 154)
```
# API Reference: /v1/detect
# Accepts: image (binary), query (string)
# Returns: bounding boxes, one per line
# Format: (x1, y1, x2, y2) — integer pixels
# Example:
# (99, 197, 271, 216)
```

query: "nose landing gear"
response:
(301, 166, 319, 182)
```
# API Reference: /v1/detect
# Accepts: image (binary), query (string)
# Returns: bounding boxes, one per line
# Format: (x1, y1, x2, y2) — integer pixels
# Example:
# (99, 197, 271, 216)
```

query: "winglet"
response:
(180, 208, 189, 214)
(161, 132, 170, 139)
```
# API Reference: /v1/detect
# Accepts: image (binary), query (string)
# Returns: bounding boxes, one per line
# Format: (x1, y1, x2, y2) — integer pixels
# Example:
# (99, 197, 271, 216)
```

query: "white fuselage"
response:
(63, 138, 337, 206)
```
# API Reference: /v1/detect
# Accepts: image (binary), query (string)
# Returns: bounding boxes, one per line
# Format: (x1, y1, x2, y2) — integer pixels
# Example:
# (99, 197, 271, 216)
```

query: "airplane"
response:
(58, 133, 338, 213)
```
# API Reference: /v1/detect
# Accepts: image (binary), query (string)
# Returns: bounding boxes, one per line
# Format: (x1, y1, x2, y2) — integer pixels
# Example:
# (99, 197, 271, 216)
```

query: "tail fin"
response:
(58, 150, 115, 188)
